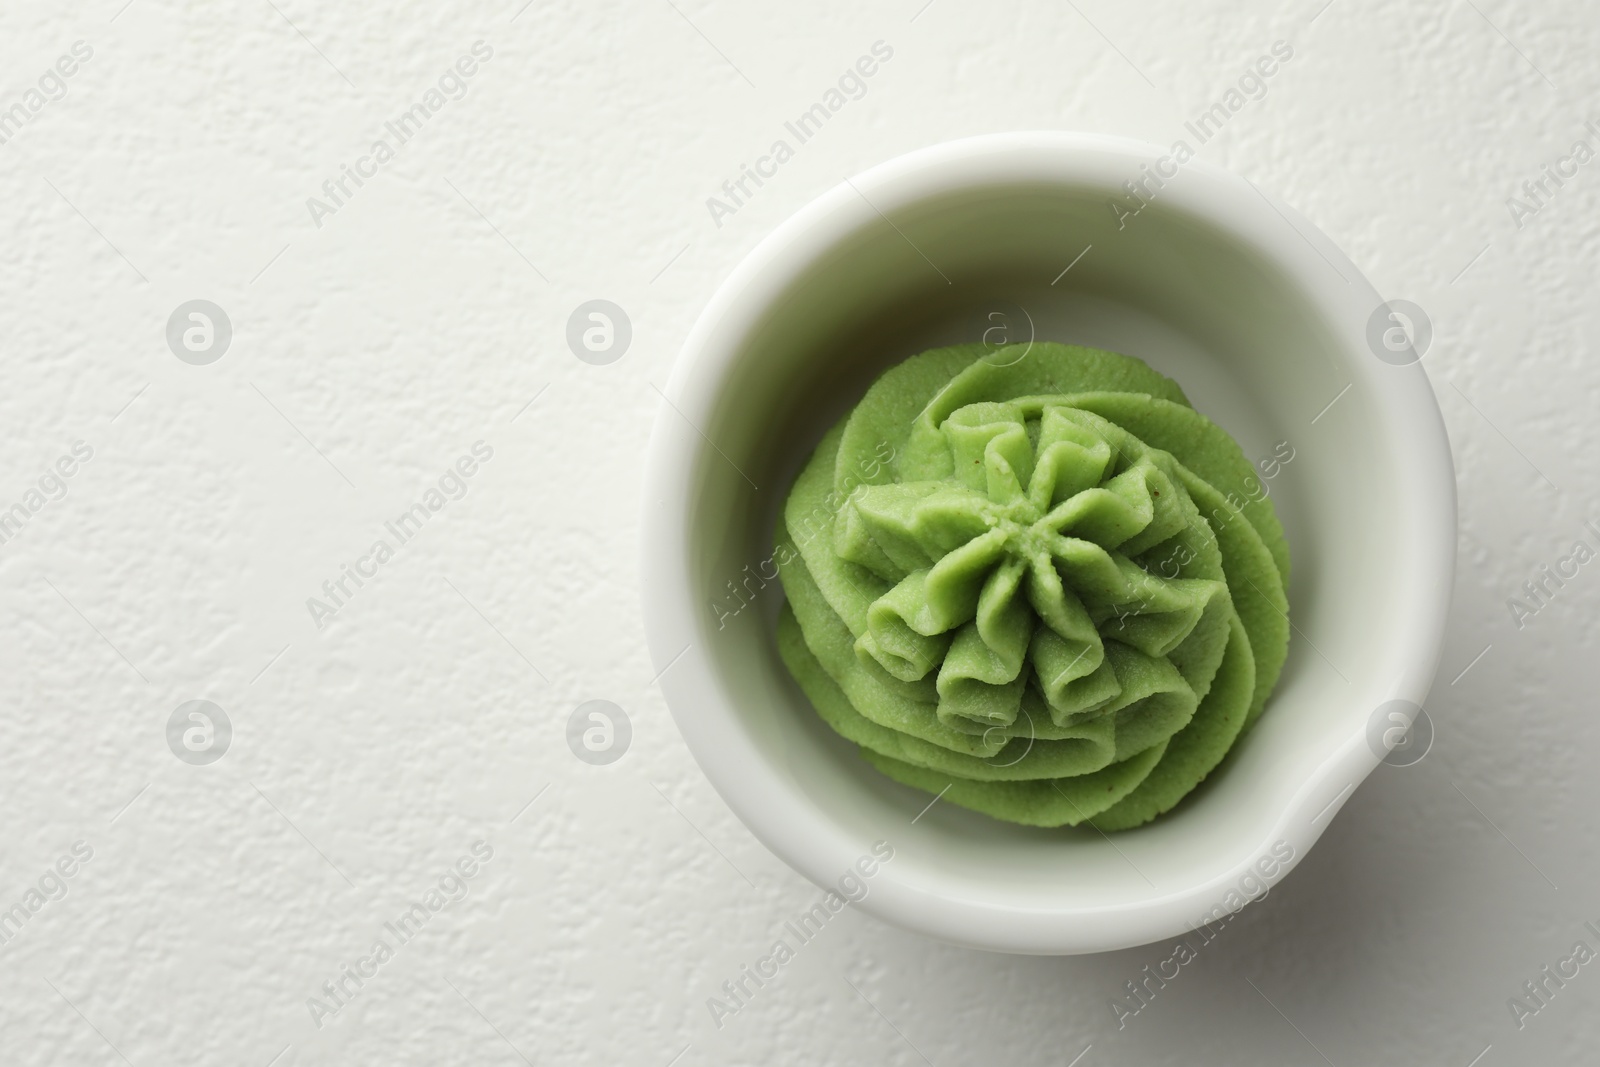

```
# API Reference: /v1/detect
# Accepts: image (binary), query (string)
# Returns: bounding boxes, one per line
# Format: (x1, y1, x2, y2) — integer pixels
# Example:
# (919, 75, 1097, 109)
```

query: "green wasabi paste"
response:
(774, 342, 1290, 829)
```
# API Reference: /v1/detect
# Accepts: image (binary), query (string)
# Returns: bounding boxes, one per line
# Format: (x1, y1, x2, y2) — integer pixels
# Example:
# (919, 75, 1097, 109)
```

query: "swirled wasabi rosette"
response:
(774, 342, 1290, 830)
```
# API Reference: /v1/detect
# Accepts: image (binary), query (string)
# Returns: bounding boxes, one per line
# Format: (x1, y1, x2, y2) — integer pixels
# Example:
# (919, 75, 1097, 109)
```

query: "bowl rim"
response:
(640, 130, 1457, 954)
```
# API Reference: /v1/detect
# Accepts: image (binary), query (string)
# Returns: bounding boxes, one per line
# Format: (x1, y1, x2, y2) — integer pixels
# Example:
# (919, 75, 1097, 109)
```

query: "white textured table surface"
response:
(1, 2, 1596, 1064)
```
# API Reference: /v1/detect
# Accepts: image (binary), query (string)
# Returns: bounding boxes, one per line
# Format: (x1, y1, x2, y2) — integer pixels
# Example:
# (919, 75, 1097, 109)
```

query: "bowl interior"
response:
(666, 145, 1438, 948)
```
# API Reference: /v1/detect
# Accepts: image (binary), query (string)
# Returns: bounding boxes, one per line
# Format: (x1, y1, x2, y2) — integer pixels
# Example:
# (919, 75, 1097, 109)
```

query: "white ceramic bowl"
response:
(641, 132, 1455, 954)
